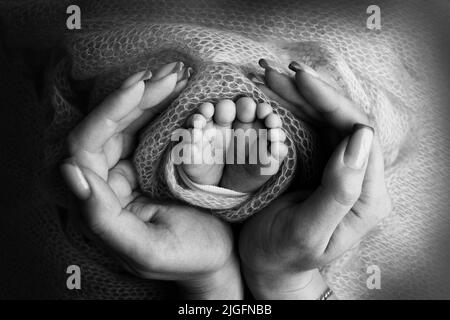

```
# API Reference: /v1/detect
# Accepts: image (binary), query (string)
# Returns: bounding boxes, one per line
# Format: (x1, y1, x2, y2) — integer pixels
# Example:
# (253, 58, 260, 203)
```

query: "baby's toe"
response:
(186, 113, 207, 129)
(268, 128, 286, 142)
(264, 113, 282, 129)
(270, 142, 288, 161)
(256, 102, 273, 120)
(214, 99, 236, 127)
(236, 97, 257, 123)
(198, 102, 215, 121)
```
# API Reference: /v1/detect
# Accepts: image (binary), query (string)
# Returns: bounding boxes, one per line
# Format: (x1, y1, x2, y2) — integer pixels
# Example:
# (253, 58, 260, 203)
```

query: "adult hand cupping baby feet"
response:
(239, 60, 392, 299)
(59, 58, 391, 300)
(60, 62, 243, 299)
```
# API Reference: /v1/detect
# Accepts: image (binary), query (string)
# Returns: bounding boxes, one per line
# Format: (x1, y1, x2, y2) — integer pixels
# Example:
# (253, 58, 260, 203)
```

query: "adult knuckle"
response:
(330, 182, 361, 207)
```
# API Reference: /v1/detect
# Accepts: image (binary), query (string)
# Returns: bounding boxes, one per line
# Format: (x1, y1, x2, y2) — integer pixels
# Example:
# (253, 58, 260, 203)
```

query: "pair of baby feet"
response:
(176, 97, 288, 193)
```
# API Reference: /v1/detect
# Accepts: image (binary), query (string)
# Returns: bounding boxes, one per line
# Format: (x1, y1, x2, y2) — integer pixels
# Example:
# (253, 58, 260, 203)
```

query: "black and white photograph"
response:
(0, 0, 449, 305)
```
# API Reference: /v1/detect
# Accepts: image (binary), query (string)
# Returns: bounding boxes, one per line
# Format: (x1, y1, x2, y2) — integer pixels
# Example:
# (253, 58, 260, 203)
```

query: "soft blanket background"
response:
(0, 0, 449, 299)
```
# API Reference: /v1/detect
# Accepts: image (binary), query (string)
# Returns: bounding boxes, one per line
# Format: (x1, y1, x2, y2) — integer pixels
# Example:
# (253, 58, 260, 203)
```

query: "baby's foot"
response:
(220, 97, 288, 193)
(179, 100, 236, 185)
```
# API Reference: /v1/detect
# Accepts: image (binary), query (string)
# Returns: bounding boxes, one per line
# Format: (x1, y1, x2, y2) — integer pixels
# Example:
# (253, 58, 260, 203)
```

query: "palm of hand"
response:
(117, 195, 235, 281)
(239, 183, 390, 275)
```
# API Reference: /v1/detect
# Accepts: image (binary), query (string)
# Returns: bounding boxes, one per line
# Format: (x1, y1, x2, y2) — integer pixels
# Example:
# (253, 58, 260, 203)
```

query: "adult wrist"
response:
(179, 254, 244, 300)
(244, 268, 331, 300)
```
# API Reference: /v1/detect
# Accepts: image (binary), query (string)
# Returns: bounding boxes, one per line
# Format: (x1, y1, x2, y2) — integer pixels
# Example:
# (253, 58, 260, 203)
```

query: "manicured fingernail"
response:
(121, 70, 152, 89)
(258, 59, 282, 73)
(259, 58, 271, 69)
(151, 61, 185, 82)
(344, 124, 374, 169)
(172, 61, 184, 73)
(60, 158, 91, 200)
(140, 70, 153, 82)
(259, 58, 287, 75)
(248, 72, 265, 85)
(289, 61, 319, 78)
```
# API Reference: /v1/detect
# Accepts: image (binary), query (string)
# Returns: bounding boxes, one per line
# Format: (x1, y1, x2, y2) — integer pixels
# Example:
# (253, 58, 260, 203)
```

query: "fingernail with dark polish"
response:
(343, 124, 374, 169)
(259, 58, 271, 70)
(60, 158, 91, 200)
(259, 58, 288, 75)
(289, 61, 319, 78)
(259, 59, 278, 72)
(288, 61, 302, 72)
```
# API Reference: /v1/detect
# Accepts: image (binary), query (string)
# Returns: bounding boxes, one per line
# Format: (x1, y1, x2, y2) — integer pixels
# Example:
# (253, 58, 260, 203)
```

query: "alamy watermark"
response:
(171, 127, 282, 176)
(66, 5, 81, 30)
(66, 265, 81, 290)
(65, 4, 382, 32)
(366, 5, 381, 30)
(366, 265, 381, 289)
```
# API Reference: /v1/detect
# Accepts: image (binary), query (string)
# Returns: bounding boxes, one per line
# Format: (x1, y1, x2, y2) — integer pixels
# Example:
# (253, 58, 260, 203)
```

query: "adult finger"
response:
(61, 159, 159, 257)
(107, 160, 139, 207)
(103, 64, 191, 162)
(123, 65, 192, 137)
(249, 73, 317, 125)
(68, 75, 145, 154)
(289, 61, 369, 131)
(341, 137, 392, 233)
(258, 59, 322, 123)
(69, 63, 182, 155)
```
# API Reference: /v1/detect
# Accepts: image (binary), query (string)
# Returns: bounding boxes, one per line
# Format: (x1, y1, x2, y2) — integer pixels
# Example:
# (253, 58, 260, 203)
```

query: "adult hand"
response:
(240, 61, 392, 299)
(60, 62, 242, 299)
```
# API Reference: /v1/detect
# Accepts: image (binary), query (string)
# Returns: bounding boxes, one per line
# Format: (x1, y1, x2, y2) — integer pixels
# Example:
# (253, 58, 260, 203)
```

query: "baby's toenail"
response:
(256, 103, 273, 119)
(236, 97, 257, 123)
(214, 100, 236, 126)
(199, 102, 214, 120)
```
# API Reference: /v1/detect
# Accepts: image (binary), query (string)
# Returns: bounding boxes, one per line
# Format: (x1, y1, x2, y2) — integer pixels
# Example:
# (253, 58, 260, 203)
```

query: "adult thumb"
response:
(60, 158, 121, 232)
(296, 124, 374, 247)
